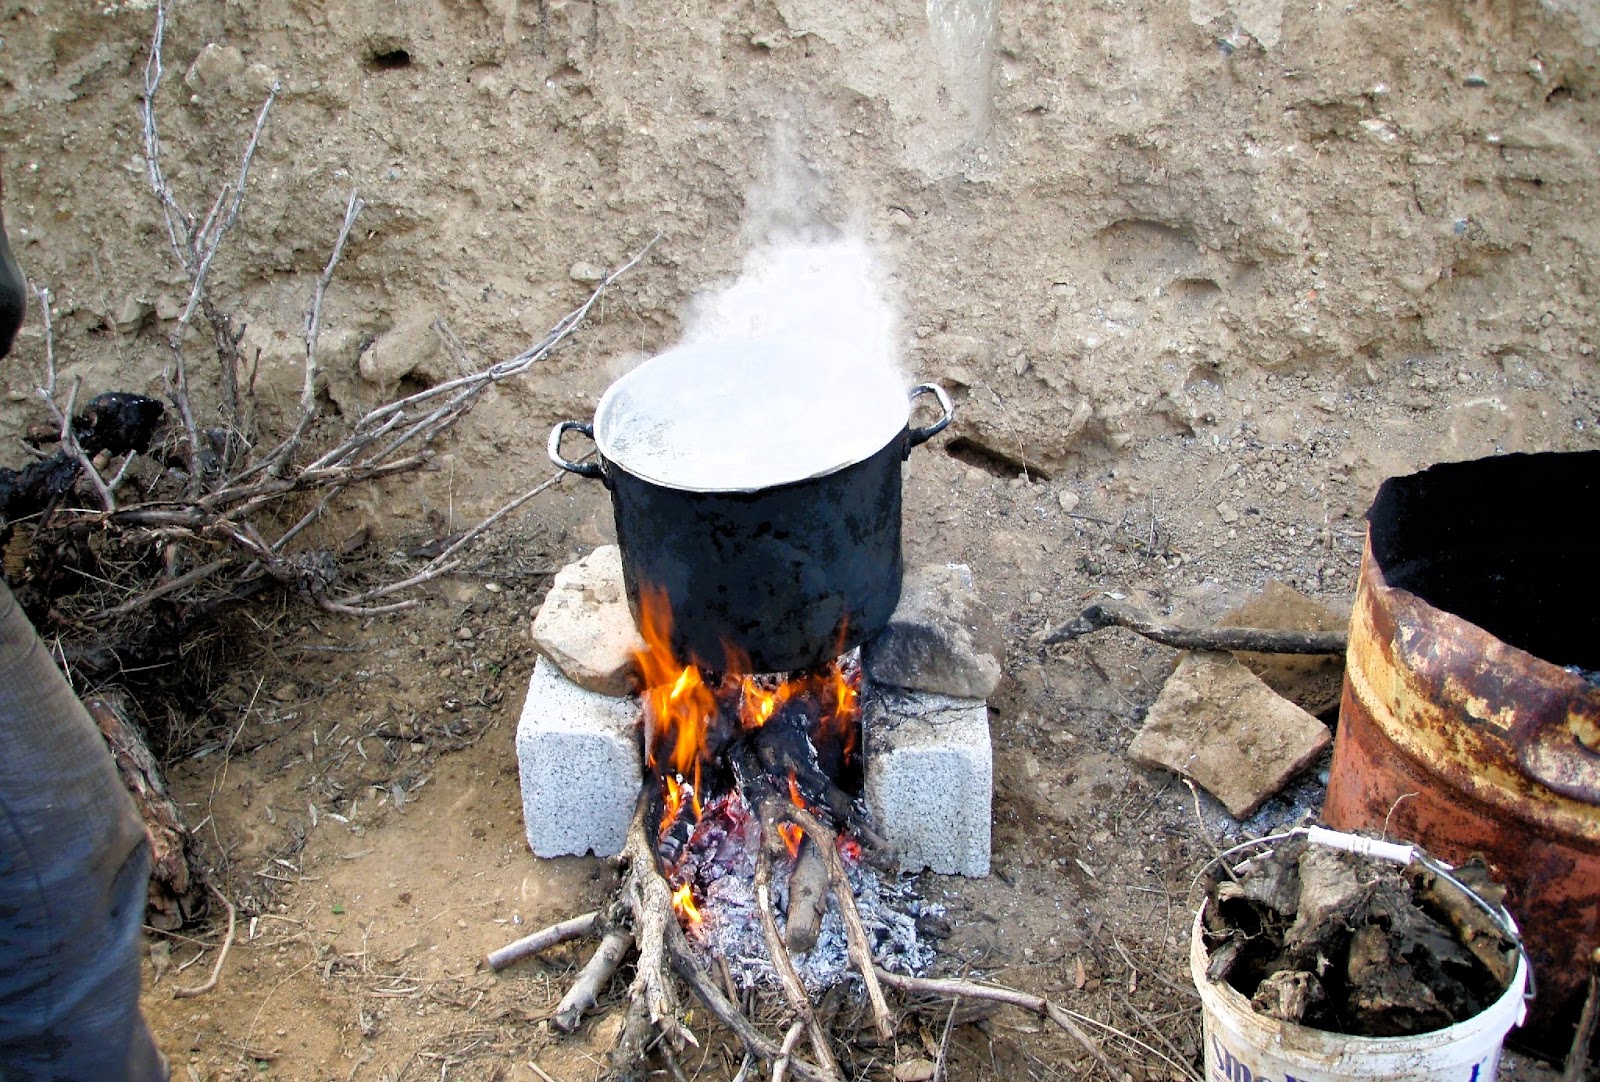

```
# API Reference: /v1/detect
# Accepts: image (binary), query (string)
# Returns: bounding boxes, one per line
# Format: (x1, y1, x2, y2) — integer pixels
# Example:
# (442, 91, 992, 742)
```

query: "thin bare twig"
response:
(30, 285, 115, 511)
(754, 843, 842, 1080)
(770, 1021, 806, 1082)
(173, 884, 237, 999)
(245, 189, 364, 479)
(777, 804, 894, 1040)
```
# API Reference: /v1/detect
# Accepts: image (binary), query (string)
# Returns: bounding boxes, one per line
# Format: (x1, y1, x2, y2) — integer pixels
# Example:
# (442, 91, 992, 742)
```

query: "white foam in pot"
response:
(594, 338, 912, 493)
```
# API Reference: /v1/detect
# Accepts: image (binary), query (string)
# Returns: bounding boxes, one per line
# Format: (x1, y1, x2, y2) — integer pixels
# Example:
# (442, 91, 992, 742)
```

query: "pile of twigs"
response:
(487, 787, 1133, 1082)
(3, 1, 651, 688)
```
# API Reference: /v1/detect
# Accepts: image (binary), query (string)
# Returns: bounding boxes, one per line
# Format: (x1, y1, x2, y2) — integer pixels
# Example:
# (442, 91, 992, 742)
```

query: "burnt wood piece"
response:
(741, 701, 890, 858)
(84, 690, 207, 929)
(72, 392, 165, 455)
(785, 836, 829, 954)
(1042, 600, 1348, 654)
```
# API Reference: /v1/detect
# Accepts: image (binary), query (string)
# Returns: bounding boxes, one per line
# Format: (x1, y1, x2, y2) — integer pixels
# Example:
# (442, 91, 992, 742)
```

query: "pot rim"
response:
(592, 337, 912, 493)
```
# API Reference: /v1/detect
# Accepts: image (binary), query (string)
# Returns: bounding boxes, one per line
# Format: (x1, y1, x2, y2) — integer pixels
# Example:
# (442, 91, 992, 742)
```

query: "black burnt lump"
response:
(1200, 834, 1517, 1037)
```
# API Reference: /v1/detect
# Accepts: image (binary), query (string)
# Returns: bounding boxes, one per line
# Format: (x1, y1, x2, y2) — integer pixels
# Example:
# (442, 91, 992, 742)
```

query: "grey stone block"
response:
(531, 545, 645, 696)
(863, 686, 991, 877)
(864, 563, 1004, 699)
(516, 655, 641, 857)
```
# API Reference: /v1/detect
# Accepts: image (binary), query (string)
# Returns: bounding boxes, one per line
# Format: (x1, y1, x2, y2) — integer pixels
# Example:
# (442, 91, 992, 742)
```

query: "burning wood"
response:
(492, 585, 947, 1078)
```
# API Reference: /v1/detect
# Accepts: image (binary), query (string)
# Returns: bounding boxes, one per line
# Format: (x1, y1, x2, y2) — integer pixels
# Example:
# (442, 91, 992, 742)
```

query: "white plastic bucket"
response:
(1190, 832, 1530, 1082)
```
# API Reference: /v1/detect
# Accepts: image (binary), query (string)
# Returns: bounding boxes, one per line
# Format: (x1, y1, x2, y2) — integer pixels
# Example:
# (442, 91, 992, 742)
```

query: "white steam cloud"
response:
(683, 237, 903, 383)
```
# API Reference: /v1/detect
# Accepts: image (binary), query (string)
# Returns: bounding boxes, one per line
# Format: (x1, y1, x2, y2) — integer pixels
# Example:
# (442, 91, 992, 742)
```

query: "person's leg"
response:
(0, 582, 165, 1081)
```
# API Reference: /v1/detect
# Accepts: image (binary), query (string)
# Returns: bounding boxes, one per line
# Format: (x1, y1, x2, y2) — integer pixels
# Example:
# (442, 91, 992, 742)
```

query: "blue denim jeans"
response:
(0, 583, 165, 1080)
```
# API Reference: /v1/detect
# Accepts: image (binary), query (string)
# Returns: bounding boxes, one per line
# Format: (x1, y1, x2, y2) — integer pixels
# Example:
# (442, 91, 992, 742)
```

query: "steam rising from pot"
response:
(682, 237, 904, 385)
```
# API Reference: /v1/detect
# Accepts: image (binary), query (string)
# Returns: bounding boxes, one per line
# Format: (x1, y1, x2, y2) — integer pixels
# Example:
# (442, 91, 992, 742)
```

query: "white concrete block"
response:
(516, 655, 641, 857)
(863, 687, 992, 877)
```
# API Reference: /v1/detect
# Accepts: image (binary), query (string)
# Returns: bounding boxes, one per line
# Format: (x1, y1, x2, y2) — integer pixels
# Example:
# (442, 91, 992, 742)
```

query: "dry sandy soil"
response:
(2, 0, 1598, 1078)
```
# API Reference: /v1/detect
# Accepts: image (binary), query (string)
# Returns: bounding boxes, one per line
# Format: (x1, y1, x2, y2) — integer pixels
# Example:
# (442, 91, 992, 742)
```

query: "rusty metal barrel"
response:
(1323, 450, 1600, 1058)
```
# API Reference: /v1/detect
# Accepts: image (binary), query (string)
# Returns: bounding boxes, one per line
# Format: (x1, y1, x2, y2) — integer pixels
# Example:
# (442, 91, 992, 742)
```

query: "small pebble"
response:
(456, 626, 474, 641)
(1028, 590, 1044, 605)
(1057, 490, 1081, 513)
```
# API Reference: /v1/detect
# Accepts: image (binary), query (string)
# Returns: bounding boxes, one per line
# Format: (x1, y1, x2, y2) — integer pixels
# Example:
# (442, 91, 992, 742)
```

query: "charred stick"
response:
(754, 841, 843, 1080)
(484, 911, 601, 972)
(777, 804, 895, 1041)
(551, 929, 634, 1033)
(785, 837, 829, 954)
(1041, 600, 1347, 654)
(1564, 948, 1600, 1082)
(871, 969, 1117, 1077)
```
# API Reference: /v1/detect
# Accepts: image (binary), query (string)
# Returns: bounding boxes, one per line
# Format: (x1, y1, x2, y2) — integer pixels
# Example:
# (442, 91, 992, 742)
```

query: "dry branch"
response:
(552, 930, 634, 1033)
(785, 836, 828, 954)
(1041, 600, 1348, 654)
(775, 804, 894, 1041)
(871, 969, 1116, 1076)
(485, 911, 602, 972)
(754, 841, 843, 1080)
(172, 885, 237, 999)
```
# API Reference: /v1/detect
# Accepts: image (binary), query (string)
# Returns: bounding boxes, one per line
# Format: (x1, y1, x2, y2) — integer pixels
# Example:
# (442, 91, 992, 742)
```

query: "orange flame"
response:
(778, 771, 808, 859)
(671, 881, 703, 928)
(660, 775, 686, 841)
(819, 661, 859, 763)
(633, 585, 718, 779)
(778, 822, 804, 860)
(740, 676, 798, 729)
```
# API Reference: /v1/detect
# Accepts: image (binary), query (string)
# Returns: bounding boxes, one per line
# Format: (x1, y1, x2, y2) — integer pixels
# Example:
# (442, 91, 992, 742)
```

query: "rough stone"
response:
(1217, 579, 1349, 716)
(863, 563, 1003, 699)
(515, 655, 641, 858)
(184, 44, 246, 92)
(531, 545, 644, 696)
(1127, 651, 1331, 819)
(357, 308, 446, 387)
(863, 686, 991, 877)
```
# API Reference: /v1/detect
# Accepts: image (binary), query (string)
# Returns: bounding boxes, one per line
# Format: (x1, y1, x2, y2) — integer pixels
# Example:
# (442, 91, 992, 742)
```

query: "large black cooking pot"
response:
(548, 338, 953, 674)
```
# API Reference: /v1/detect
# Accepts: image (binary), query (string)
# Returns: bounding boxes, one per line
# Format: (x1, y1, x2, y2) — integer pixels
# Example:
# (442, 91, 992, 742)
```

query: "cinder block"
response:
(863, 687, 991, 877)
(516, 655, 641, 857)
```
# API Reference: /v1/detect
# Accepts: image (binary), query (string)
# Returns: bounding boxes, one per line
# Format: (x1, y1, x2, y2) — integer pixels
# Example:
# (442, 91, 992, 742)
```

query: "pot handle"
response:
(548, 421, 605, 480)
(905, 383, 954, 453)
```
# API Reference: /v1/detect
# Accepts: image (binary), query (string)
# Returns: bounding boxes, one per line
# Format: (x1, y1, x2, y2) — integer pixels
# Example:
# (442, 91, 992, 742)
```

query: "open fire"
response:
(630, 586, 936, 989)
(633, 587, 865, 924)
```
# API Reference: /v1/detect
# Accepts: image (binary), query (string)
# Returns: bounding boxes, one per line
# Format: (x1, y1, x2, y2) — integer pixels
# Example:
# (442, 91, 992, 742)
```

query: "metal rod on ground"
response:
(485, 910, 602, 971)
(1040, 600, 1348, 654)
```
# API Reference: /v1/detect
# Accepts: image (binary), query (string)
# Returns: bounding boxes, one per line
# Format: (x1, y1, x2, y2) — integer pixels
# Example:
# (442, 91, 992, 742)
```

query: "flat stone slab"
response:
(531, 545, 645, 696)
(516, 655, 641, 857)
(863, 563, 1004, 700)
(863, 686, 991, 877)
(1128, 651, 1331, 819)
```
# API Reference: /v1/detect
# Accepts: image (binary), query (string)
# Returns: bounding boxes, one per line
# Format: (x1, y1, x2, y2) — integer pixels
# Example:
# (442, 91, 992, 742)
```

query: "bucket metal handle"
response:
(906, 383, 954, 453)
(548, 420, 605, 480)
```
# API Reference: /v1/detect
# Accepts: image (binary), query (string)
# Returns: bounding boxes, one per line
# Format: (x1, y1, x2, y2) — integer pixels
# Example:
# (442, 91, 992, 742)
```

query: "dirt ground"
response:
(2, 0, 1598, 1078)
